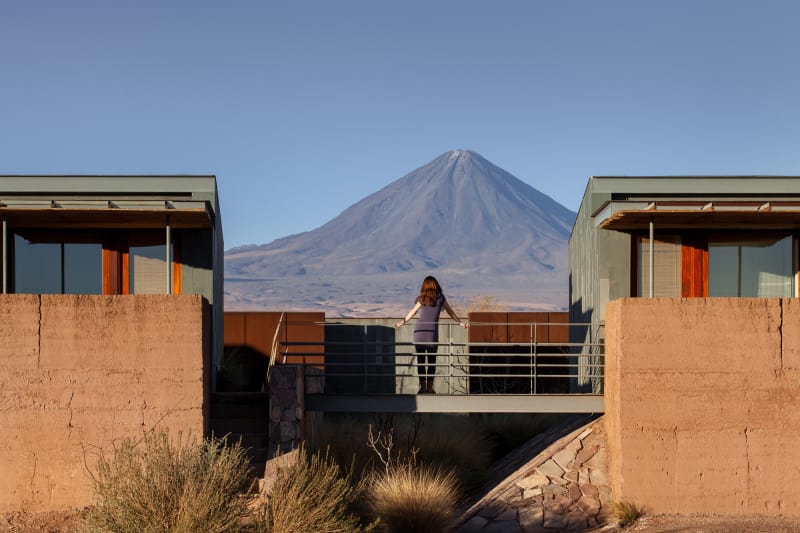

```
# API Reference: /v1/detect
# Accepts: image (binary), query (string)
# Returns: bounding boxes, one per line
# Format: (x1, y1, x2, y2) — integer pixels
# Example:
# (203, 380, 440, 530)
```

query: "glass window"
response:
(709, 236, 794, 297)
(638, 236, 682, 297)
(13, 235, 61, 294)
(13, 233, 102, 294)
(64, 243, 103, 294)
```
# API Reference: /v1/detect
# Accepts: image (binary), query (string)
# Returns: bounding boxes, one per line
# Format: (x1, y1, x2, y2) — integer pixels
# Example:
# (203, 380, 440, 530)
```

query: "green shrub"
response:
(366, 465, 459, 533)
(82, 428, 253, 533)
(259, 447, 373, 533)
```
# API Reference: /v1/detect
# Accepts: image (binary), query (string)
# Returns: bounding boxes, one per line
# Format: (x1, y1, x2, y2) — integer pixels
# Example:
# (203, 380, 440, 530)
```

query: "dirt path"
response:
(607, 513, 800, 533)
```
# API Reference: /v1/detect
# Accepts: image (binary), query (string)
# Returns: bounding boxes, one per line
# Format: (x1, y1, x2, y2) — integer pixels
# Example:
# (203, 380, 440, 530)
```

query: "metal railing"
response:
(278, 320, 604, 396)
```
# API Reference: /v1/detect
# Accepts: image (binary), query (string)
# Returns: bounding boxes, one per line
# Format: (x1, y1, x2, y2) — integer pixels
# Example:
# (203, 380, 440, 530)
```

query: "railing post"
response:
(533, 322, 538, 395)
(447, 322, 452, 394)
(529, 322, 534, 395)
(363, 324, 368, 394)
(1, 217, 6, 294)
(649, 217, 655, 298)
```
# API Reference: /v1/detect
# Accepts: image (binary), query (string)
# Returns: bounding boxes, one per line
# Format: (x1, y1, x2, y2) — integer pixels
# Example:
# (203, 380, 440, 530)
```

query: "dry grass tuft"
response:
(367, 465, 459, 533)
(82, 428, 253, 533)
(611, 499, 644, 527)
(259, 447, 374, 533)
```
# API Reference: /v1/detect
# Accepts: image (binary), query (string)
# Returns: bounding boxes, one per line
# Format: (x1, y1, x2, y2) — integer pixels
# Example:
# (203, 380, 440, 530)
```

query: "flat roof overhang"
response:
(596, 201, 800, 231)
(0, 200, 213, 229)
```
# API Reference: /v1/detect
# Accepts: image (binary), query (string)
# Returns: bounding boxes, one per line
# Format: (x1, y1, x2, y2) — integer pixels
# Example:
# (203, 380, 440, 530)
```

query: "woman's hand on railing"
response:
(394, 321, 404, 328)
(460, 321, 469, 329)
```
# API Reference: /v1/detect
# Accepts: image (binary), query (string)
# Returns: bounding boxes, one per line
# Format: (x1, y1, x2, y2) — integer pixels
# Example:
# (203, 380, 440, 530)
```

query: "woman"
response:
(395, 276, 468, 394)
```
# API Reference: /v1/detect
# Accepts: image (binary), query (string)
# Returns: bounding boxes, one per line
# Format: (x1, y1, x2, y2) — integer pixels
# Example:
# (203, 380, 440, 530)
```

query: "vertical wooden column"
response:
(1, 217, 6, 294)
(166, 216, 172, 295)
(649, 218, 654, 297)
(681, 236, 708, 297)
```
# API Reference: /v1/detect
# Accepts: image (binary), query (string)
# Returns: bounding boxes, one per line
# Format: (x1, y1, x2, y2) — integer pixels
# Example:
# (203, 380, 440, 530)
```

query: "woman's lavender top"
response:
(413, 294, 445, 343)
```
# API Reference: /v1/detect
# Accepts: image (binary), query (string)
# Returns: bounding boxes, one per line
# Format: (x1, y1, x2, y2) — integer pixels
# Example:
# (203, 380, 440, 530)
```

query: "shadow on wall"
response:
(569, 273, 600, 394)
(217, 346, 267, 392)
(324, 324, 397, 394)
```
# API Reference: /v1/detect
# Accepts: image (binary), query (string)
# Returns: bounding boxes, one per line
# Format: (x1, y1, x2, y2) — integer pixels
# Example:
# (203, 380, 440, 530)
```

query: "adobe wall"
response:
(0, 294, 209, 512)
(605, 298, 800, 515)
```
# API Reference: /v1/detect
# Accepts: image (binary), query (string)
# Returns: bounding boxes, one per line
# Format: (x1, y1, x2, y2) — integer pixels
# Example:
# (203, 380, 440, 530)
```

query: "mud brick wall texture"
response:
(0, 294, 210, 512)
(605, 298, 800, 515)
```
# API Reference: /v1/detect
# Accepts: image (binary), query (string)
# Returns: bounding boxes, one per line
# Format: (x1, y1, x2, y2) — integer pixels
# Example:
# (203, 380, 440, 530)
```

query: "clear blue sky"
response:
(2, 1, 799, 248)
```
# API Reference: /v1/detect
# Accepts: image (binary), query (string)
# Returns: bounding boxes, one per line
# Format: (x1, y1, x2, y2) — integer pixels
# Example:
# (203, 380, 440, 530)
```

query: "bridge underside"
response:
(304, 394, 604, 413)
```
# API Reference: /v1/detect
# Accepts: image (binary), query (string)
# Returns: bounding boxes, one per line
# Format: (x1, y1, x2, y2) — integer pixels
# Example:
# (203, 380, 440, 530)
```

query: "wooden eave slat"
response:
(599, 209, 800, 231)
(0, 207, 212, 229)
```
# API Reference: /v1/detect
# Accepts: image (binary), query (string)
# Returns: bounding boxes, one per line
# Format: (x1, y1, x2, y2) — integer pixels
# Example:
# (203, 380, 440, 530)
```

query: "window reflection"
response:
(13, 235, 61, 294)
(64, 243, 102, 294)
(13, 234, 102, 294)
(708, 236, 793, 297)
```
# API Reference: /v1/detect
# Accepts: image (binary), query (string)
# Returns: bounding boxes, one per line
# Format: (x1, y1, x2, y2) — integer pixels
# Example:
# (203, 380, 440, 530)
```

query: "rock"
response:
(553, 447, 577, 470)
(536, 459, 564, 478)
(568, 483, 582, 502)
(575, 444, 599, 464)
(523, 487, 543, 500)
(577, 494, 601, 516)
(542, 484, 569, 498)
(579, 483, 599, 498)
(516, 474, 549, 489)
(565, 510, 588, 531)
(589, 467, 609, 487)
(519, 507, 544, 532)
(262, 448, 299, 495)
(543, 510, 568, 530)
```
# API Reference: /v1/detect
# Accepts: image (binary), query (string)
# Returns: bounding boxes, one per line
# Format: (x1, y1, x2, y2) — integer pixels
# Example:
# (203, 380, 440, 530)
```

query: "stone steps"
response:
(451, 414, 611, 532)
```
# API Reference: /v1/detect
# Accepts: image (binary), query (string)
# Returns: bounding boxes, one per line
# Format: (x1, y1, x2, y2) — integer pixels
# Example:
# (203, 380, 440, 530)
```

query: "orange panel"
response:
(283, 312, 325, 365)
(468, 312, 508, 343)
(548, 312, 570, 343)
(508, 312, 550, 343)
(682, 238, 708, 297)
(172, 242, 182, 295)
(102, 248, 119, 295)
(223, 312, 246, 347)
(244, 313, 283, 358)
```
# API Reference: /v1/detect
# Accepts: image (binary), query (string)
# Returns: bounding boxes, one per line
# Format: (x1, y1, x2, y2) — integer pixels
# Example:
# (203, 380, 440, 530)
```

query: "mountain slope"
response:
(224, 150, 575, 315)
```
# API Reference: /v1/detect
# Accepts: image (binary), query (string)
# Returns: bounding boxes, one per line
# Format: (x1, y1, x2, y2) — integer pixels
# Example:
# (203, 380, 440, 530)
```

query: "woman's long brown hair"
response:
(418, 276, 442, 306)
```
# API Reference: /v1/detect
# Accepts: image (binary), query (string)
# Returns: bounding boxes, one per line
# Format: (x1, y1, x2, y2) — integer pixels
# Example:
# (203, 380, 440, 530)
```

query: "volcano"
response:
(224, 150, 575, 316)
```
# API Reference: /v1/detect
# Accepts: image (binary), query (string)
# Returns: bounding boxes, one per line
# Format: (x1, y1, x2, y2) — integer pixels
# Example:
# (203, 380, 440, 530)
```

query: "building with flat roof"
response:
(570, 175, 800, 339)
(0, 175, 224, 378)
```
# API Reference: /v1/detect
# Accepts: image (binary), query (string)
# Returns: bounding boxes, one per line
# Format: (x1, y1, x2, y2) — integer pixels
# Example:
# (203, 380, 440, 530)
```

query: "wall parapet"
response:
(604, 297, 800, 515)
(0, 294, 210, 512)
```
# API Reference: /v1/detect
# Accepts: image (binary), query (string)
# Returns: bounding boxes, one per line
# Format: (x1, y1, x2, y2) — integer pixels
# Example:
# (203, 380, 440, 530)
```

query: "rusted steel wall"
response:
(223, 311, 325, 365)
(468, 312, 569, 344)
